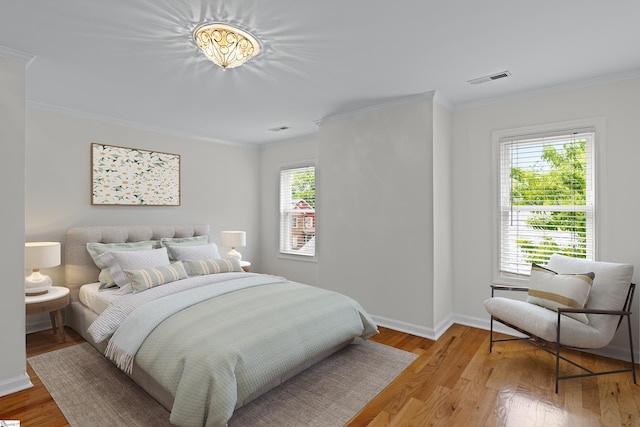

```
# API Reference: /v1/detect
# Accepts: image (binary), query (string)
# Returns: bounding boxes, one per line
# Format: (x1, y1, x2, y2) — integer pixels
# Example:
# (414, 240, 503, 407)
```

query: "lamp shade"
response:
(220, 231, 246, 248)
(25, 242, 61, 269)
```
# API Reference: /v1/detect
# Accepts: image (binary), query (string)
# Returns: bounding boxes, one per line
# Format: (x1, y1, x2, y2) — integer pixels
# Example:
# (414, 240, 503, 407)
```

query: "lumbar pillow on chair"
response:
(526, 263, 595, 324)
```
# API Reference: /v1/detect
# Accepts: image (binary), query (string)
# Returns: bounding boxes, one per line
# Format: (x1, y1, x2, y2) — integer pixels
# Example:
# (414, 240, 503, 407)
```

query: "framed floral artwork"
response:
(91, 143, 181, 205)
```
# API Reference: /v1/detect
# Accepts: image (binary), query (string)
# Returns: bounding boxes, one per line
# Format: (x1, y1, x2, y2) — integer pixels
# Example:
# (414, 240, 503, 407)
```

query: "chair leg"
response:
(555, 312, 561, 393)
(489, 316, 494, 353)
(627, 312, 637, 384)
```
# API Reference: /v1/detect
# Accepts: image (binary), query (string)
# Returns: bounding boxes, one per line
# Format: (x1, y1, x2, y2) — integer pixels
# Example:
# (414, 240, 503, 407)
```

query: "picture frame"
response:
(91, 143, 181, 206)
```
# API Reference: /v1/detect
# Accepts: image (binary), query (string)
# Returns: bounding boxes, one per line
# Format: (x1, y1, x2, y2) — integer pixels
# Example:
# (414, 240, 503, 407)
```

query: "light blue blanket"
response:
(114, 277, 378, 427)
(104, 274, 286, 373)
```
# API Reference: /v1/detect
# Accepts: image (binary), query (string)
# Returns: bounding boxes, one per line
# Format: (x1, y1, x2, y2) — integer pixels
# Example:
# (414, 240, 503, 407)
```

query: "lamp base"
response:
(25, 271, 52, 296)
(225, 248, 242, 262)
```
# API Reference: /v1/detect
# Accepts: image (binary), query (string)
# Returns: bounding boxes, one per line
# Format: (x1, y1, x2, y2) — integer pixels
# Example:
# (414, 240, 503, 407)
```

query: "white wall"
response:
(317, 96, 437, 335)
(258, 136, 320, 285)
(0, 52, 33, 396)
(24, 107, 261, 331)
(452, 76, 640, 360)
(432, 99, 454, 331)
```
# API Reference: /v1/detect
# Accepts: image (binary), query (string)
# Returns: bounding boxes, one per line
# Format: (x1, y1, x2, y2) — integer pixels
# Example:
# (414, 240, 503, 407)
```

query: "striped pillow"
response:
(187, 258, 242, 276)
(526, 263, 594, 324)
(124, 261, 188, 293)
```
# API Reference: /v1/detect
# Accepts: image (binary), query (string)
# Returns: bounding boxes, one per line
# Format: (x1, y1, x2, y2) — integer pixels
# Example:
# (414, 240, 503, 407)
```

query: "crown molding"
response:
(316, 91, 439, 127)
(0, 45, 35, 66)
(27, 101, 259, 149)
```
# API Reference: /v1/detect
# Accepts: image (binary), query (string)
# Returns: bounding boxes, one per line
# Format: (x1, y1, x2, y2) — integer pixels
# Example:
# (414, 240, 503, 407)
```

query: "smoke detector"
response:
(468, 70, 511, 85)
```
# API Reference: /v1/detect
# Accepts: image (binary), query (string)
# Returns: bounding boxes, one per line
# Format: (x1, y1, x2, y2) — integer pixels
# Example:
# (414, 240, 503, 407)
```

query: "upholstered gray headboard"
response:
(64, 224, 209, 301)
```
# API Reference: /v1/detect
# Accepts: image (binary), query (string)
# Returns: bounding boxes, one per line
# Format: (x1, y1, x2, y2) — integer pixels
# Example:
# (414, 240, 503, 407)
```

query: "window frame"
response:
(492, 118, 603, 286)
(278, 162, 317, 261)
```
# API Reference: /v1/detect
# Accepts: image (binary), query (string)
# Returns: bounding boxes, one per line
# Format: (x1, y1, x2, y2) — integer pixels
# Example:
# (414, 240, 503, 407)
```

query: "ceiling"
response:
(1, 1, 639, 146)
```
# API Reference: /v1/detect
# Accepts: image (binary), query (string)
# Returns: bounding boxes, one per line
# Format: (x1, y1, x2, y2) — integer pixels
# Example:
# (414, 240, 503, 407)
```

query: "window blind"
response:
(499, 128, 595, 276)
(279, 166, 316, 257)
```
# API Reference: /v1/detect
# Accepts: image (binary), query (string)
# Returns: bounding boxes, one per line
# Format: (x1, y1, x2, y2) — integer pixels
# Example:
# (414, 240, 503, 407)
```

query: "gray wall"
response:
(260, 93, 455, 338)
(258, 136, 320, 285)
(0, 51, 32, 397)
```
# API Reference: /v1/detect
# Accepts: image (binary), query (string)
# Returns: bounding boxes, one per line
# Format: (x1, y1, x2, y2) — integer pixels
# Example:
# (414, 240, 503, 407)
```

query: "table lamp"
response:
(25, 241, 61, 295)
(220, 231, 246, 261)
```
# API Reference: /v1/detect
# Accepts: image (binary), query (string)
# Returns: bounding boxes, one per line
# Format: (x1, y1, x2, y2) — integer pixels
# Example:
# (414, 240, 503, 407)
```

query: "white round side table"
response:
(25, 286, 70, 342)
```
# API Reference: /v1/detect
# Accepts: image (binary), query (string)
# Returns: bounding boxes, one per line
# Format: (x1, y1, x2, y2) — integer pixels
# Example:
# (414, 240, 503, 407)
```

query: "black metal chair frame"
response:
(488, 283, 637, 393)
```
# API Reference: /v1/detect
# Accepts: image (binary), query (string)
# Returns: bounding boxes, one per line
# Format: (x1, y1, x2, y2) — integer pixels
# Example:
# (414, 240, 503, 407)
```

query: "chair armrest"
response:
(490, 284, 529, 297)
(558, 307, 631, 316)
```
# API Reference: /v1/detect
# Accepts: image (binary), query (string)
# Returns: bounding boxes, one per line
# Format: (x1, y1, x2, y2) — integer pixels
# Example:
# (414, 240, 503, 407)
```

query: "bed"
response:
(64, 224, 378, 427)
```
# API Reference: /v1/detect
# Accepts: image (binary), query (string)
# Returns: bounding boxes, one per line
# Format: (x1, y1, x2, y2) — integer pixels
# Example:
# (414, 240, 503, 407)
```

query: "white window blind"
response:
(280, 166, 316, 257)
(499, 128, 595, 277)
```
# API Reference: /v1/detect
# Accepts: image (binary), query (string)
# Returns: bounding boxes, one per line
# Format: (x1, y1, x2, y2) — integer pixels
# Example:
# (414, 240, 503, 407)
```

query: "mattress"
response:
(79, 282, 122, 315)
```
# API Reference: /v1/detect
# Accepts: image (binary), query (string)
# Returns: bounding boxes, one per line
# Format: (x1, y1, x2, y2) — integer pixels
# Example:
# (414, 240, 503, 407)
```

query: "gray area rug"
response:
(28, 340, 417, 427)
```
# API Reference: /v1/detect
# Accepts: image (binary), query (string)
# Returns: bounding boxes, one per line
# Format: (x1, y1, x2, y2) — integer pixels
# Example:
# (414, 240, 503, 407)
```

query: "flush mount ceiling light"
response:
(193, 23, 260, 69)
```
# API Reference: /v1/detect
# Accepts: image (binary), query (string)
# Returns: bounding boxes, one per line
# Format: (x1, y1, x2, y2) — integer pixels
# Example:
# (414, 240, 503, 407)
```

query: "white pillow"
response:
(98, 247, 171, 293)
(86, 241, 156, 289)
(160, 235, 210, 260)
(526, 263, 594, 324)
(168, 242, 220, 261)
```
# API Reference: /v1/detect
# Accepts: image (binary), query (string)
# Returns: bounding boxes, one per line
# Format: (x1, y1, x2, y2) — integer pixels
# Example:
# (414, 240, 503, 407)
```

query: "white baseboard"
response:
(370, 315, 438, 340)
(370, 313, 455, 342)
(371, 312, 639, 364)
(0, 372, 33, 398)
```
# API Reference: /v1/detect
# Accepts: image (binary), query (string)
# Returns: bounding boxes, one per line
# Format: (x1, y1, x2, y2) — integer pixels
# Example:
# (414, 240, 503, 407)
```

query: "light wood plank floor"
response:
(1, 324, 638, 426)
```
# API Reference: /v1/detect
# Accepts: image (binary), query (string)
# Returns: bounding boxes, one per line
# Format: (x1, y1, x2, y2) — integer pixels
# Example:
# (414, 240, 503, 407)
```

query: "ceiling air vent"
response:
(268, 126, 291, 132)
(468, 70, 511, 85)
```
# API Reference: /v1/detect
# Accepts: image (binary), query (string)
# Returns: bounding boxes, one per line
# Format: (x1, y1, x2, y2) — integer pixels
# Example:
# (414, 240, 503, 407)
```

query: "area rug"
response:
(28, 340, 417, 427)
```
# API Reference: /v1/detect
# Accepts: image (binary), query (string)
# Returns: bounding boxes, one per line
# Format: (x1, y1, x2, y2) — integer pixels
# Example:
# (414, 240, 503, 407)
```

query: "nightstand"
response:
(25, 286, 70, 343)
(240, 260, 251, 272)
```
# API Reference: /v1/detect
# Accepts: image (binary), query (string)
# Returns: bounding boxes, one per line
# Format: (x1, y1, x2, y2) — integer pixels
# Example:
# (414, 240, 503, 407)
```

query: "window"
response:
(497, 127, 595, 279)
(280, 165, 316, 257)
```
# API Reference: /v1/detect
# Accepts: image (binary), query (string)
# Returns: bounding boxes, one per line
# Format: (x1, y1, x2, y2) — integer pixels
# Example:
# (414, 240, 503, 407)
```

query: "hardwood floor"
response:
(1, 324, 638, 426)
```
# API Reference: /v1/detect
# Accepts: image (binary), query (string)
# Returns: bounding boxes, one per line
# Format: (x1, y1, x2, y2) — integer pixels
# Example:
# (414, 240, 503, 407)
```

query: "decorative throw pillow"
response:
(168, 242, 221, 261)
(526, 263, 595, 324)
(86, 241, 155, 289)
(160, 235, 210, 260)
(98, 247, 171, 293)
(187, 258, 242, 276)
(124, 261, 188, 293)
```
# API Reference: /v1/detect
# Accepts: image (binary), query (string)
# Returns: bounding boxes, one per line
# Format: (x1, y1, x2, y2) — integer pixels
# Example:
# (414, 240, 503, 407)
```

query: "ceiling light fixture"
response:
(193, 23, 260, 69)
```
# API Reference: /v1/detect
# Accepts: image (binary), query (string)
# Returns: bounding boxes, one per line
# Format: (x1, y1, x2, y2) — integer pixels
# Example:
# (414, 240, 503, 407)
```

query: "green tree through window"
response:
(512, 139, 588, 264)
(498, 127, 595, 276)
(291, 169, 315, 208)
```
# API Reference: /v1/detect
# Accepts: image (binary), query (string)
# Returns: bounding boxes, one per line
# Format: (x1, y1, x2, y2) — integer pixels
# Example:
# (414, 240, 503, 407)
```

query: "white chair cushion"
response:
(547, 254, 633, 341)
(484, 297, 609, 348)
